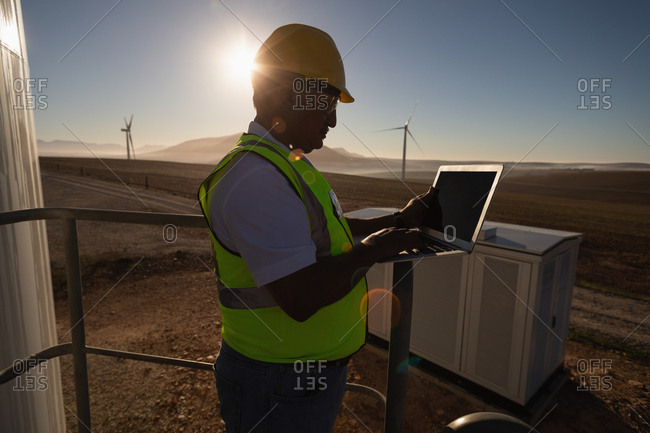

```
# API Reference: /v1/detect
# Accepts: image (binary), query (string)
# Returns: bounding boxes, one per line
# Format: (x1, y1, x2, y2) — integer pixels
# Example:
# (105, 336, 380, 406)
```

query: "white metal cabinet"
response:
(520, 243, 579, 403)
(461, 223, 580, 404)
(462, 253, 532, 399)
(365, 262, 393, 341)
(410, 254, 469, 371)
(348, 208, 581, 406)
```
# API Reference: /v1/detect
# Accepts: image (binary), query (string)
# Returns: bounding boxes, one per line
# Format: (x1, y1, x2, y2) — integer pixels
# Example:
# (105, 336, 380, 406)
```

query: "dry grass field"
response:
(40, 157, 650, 300)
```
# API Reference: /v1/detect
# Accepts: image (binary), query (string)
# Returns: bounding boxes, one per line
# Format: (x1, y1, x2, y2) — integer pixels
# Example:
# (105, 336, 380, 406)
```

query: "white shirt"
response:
(208, 121, 317, 286)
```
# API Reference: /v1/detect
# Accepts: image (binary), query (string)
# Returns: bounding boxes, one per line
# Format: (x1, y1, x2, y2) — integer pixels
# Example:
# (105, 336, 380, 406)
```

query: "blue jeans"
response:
(214, 341, 349, 433)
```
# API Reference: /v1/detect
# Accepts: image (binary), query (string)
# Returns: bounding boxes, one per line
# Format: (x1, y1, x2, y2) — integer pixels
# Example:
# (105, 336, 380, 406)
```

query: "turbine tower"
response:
(121, 115, 135, 160)
(377, 101, 424, 180)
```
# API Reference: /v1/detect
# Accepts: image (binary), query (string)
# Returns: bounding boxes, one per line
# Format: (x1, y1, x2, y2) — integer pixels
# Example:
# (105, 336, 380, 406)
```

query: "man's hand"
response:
(266, 227, 426, 322)
(346, 187, 443, 237)
(399, 187, 442, 229)
(360, 227, 428, 260)
(269, 189, 442, 323)
(266, 227, 429, 322)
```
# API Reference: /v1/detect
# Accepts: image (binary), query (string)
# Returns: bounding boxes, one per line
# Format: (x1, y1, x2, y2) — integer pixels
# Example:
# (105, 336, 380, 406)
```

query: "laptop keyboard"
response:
(405, 238, 455, 256)
(424, 242, 454, 253)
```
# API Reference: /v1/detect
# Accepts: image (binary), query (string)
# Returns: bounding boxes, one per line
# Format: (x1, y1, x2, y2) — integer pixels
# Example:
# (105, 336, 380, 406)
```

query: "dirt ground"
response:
(40, 169, 649, 432)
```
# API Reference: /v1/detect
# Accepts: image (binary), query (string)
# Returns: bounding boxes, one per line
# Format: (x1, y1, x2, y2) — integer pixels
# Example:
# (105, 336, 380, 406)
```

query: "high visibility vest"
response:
(198, 134, 367, 363)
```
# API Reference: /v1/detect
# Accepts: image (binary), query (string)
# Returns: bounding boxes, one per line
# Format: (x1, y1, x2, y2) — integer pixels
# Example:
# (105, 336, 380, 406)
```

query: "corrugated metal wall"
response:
(0, 0, 65, 431)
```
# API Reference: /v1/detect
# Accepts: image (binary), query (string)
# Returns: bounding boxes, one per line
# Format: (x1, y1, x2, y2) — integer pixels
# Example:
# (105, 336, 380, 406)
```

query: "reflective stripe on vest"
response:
(216, 280, 277, 309)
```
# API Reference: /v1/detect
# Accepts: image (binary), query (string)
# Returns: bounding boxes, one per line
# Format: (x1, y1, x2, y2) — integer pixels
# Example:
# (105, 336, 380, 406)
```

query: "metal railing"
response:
(0, 208, 386, 433)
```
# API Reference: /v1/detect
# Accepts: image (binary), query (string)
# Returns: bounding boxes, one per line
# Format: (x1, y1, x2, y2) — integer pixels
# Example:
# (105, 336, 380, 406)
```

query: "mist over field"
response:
(38, 136, 650, 180)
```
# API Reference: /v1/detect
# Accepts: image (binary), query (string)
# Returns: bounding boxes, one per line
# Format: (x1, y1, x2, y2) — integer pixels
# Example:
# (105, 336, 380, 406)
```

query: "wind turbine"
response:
(121, 115, 135, 160)
(377, 101, 424, 180)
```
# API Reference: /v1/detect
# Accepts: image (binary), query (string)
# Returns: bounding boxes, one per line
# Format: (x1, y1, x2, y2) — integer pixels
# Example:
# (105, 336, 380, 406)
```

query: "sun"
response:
(223, 44, 258, 85)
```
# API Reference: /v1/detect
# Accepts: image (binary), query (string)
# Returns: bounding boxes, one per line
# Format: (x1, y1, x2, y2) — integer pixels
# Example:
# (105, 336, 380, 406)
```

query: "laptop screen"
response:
(421, 166, 501, 249)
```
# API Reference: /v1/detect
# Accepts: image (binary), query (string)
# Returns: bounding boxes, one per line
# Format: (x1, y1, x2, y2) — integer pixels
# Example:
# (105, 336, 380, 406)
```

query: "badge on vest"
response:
(329, 190, 343, 219)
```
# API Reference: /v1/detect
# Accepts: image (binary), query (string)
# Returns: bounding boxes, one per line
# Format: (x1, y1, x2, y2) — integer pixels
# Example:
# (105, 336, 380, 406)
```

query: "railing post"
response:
(62, 218, 92, 433)
(385, 260, 414, 433)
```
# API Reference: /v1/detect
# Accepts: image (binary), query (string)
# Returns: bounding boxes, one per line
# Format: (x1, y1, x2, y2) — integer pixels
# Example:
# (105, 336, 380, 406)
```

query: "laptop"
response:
(381, 164, 503, 262)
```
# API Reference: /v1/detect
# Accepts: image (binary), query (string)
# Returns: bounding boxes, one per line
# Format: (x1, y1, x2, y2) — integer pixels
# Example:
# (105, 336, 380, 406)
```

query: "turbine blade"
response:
(128, 114, 133, 128)
(407, 129, 425, 155)
(374, 126, 405, 132)
(405, 99, 419, 126)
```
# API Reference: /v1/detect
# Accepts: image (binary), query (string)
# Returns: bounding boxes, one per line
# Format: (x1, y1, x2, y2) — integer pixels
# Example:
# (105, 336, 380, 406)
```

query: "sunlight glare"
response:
(223, 43, 257, 85)
(0, 7, 22, 54)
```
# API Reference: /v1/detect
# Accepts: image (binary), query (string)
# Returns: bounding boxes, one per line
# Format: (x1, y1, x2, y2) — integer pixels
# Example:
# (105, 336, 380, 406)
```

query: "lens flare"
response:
(397, 356, 421, 373)
(360, 288, 401, 327)
(271, 117, 286, 133)
(302, 170, 316, 185)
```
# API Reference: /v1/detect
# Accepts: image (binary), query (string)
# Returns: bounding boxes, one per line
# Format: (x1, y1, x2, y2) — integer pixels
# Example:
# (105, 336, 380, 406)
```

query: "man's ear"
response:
(259, 85, 293, 118)
(278, 85, 296, 112)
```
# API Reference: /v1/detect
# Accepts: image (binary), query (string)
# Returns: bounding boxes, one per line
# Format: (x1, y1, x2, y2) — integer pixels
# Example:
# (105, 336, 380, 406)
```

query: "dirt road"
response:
(571, 286, 649, 351)
(42, 171, 202, 214)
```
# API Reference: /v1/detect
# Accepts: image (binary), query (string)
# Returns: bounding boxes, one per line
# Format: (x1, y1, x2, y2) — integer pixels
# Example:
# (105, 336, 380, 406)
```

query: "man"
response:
(198, 23, 438, 432)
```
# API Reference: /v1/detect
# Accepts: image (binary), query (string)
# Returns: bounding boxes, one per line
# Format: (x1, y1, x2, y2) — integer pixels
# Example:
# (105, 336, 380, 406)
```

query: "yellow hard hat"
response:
(253, 24, 354, 103)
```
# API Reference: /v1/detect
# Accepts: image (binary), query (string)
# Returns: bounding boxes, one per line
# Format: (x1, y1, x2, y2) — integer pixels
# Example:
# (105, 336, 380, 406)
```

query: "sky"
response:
(18, 0, 650, 164)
